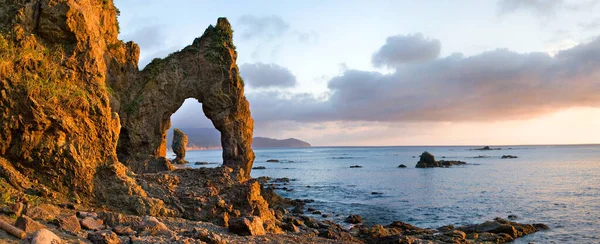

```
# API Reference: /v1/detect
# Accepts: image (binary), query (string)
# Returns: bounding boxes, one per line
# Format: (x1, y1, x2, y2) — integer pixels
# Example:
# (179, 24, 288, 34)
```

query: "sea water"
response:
(174, 145, 600, 243)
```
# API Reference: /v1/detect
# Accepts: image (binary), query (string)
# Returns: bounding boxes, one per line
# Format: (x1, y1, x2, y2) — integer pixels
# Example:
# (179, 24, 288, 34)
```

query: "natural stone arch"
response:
(112, 18, 255, 179)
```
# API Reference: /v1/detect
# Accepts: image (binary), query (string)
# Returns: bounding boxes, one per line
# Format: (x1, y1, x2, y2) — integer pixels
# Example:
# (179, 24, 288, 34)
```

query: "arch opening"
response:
(166, 98, 222, 164)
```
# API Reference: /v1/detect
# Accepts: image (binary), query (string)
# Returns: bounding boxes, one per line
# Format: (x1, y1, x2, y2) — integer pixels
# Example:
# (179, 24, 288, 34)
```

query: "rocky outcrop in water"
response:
(171, 128, 188, 164)
(415, 152, 466, 168)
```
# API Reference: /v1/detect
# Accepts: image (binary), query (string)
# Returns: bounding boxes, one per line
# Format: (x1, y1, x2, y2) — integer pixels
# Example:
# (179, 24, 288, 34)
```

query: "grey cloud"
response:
(237, 15, 290, 40)
(240, 63, 297, 88)
(371, 33, 441, 68)
(498, 0, 599, 16)
(247, 36, 600, 123)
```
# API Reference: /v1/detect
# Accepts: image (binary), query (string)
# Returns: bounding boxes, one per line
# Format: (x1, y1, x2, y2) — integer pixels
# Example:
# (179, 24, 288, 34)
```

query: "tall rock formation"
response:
(111, 18, 255, 179)
(171, 128, 188, 164)
(0, 0, 255, 211)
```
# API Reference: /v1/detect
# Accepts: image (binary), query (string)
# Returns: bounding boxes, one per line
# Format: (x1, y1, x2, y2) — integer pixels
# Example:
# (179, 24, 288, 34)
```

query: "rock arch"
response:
(112, 19, 255, 179)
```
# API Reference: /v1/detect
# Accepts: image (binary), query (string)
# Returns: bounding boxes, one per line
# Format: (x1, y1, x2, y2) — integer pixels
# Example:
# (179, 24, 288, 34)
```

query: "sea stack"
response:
(416, 151, 439, 168)
(172, 129, 189, 164)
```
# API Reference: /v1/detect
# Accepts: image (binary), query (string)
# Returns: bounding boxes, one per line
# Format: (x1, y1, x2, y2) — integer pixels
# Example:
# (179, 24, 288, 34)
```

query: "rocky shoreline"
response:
(0, 166, 548, 244)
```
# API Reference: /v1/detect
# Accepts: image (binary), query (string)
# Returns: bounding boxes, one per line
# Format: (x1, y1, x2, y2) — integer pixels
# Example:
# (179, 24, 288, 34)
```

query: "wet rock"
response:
(345, 214, 363, 224)
(438, 160, 467, 166)
(415, 151, 438, 168)
(172, 128, 189, 164)
(282, 222, 300, 233)
(113, 225, 136, 236)
(266, 159, 280, 162)
(508, 214, 518, 220)
(228, 216, 266, 236)
(349, 165, 362, 168)
(30, 229, 62, 244)
(81, 217, 105, 231)
(15, 215, 45, 233)
(437, 224, 454, 232)
(397, 164, 407, 168)
(88, 230, 120, 244)
(416, 151, 466, 168)
(252, 166, 266, 170)
(501, 155, 518, 159)
(58, 215, 81, 234)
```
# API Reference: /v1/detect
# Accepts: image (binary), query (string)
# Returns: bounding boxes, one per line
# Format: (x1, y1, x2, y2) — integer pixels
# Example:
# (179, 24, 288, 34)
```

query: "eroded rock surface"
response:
(0, 0, 255, 215)
(112, 18, 255, 178)
(172, 128, 188, 164)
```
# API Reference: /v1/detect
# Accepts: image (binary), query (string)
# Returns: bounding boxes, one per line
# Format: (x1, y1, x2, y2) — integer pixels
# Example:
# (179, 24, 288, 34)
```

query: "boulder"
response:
(397, 164, 407, 168)
(58, 215, 81, 234)
(415, 151, 439, 168)
(228, 217, 266, 236)
(30, 229, 62, 244)
(88, 230, 120, 244)
(15, 215, 45, 233)
(81, 217, 104, 231)
(345, 214, 363, 224)
(171, 128, 189, 164)
(134, 216, 171, 237)
(25, 207, 55, 222)
(113, 226, 136, 236)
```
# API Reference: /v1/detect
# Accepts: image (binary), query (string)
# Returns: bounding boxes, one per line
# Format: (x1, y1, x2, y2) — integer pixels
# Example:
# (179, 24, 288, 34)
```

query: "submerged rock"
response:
(345, 214, 363, 224)
(252, 166, 266, 170)
(349, 165, 363, 168)
(266, 159, 280, 163)
(172, 128, 189, 164)
(501, 155, 518, 159)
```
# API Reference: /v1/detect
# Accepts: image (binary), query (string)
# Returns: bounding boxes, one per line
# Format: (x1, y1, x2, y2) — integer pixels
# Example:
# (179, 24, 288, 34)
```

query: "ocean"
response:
(172, 145, 600, 243)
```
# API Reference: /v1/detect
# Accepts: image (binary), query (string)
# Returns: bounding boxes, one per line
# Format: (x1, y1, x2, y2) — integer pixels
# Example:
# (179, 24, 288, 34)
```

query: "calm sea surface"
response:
(173, 145, 600, 243)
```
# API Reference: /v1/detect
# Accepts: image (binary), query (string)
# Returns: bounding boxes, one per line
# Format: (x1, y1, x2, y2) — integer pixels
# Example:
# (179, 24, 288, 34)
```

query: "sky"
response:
(115, 0, 600, 146)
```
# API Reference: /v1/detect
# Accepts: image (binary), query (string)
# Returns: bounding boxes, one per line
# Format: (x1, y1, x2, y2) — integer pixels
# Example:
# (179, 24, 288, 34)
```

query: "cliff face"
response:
(0, 0, 255, 212)
(0, 0, 124, 199)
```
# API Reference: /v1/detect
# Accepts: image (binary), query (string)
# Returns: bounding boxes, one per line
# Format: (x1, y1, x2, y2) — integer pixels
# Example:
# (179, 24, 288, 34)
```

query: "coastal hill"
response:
(253, 137, 311, 148)
(166, 128, 311, 149)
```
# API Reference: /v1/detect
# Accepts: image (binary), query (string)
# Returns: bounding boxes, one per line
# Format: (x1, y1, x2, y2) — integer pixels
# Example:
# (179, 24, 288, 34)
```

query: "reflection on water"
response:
(180, 145, 600, 243)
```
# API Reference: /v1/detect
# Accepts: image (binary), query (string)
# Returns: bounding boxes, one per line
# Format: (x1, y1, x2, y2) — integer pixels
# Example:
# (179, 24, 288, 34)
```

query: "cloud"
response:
(239, 63, 297, 88)
(247, 36, 600, 123)
(237, 15, 290, 40)
(580, 18, 600, 30)
(296, 30, 319, 44)
(498, 0, 599, 16)
(371, 33, 441, 68)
